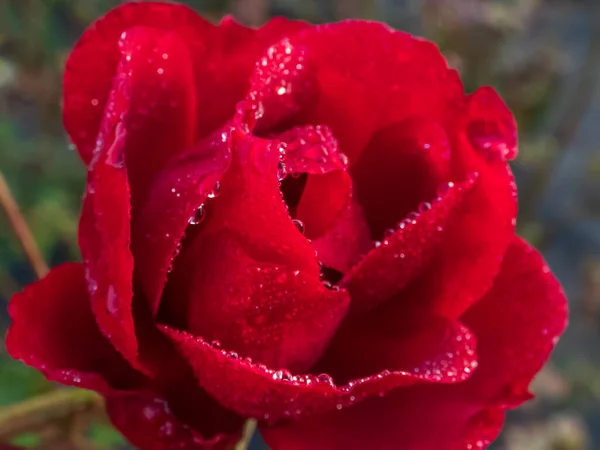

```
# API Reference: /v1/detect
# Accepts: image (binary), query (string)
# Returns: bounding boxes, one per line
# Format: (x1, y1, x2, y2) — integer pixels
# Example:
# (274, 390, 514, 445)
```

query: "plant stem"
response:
(0, 389, 103, 440)
(0, 170, 49, 279)
(234, 419, 257, 450)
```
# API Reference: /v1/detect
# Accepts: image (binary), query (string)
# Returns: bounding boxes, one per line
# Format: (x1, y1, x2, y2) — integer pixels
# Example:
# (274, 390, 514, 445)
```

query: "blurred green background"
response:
(0, 0, 599, 448)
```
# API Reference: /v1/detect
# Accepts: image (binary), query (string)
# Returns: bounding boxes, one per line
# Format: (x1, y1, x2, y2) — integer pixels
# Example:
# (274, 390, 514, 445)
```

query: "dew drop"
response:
(277, 161, 287, 181)
(292, 219, 305, 234)
(418, 202, 432, 213)
(272, 369, 292, 381)
(188, 205, 205, 225)
(207, 182, 221, 199)
(210, 340, 221, 349)
(316, 373, 333, 384)
(437, 182, 454, 197)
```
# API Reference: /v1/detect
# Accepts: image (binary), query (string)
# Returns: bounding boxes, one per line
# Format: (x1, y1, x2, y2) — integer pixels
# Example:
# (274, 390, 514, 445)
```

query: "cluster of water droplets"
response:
(371, 180, 463, 249)
(197, 330, 477, 421)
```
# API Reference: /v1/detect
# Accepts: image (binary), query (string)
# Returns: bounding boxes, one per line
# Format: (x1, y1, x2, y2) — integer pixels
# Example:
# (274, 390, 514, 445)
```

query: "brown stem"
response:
(0, 170, 49, 279)
(0, 389, 103, 440)
(234, 420, 257, 450)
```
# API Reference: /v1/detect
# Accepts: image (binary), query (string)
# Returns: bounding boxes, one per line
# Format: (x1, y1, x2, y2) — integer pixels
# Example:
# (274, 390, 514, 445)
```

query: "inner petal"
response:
(351, 118, 451, 239)
(162, 232, 349, 373)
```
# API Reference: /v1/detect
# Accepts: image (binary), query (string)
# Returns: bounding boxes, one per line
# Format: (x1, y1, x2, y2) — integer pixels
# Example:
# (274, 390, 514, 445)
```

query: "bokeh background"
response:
(0, 0, 598, 448)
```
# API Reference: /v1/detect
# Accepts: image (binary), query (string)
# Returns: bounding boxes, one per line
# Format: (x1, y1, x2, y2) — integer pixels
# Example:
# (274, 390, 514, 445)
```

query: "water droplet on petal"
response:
(418, 202, 432, 213)
(207, 182, 221, 199)
(316, 373, 333, 384)
(292, 219, 305, 234)
(188, 205, 205, 225)
(277, 161, 287, 181)
(437, 182, 455, 197)
(210, 340, 221, 349)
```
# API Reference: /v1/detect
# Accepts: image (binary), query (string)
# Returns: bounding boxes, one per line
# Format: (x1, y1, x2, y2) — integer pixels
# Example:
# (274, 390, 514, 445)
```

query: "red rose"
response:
(7, 2, 567, 449)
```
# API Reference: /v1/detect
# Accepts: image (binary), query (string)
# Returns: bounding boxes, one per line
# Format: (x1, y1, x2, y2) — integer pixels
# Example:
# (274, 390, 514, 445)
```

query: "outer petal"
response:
(260, 237, 567, 450)
(106, 390, 242, 450)
(461, 237, 568, 407)
(6, 263, 143, 393)
(160, 320, 476, 423)
(64, 2, 309, 165)
(63, 1, 211, 165)
(78, 39, 140, 371)
(285, 22, 463, 163)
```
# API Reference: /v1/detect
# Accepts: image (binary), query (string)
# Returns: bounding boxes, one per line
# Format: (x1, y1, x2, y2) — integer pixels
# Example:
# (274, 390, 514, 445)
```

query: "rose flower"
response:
(7, 2, 567, 449)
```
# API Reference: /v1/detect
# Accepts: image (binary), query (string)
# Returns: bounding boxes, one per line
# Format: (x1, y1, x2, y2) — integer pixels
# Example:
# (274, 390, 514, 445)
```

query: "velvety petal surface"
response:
(351, 118, 452, 238)
(285, 22, 463, 164)
(132, 126, 232, 314)
(77, 41, 140, 371)
(260, 237, 567, 450)
(164, 232, 349, 373)
(6, 263, 143, 393)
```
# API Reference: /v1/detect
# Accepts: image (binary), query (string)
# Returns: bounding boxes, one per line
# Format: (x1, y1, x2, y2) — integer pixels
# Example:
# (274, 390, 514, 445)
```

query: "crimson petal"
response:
(6, 263, 143, 393)
(163, 232, 349, 373)
(132, 126, 232, 314)
(351, 119, 451, 238)
(310, 200, 372, 274)
(63, 2, 212, 165)
(106, 390, 242, 450)
(461, 237, 568, 407)
(160, 319, 475, 423)
(343, 176, 476, 314)
(78, 41, 141, 371)
(286, 22, 463, 163)
(260, 237, 567, 450)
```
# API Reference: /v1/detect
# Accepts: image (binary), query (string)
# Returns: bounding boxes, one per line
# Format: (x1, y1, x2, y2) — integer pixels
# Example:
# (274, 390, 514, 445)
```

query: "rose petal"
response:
(250, 38, 318, 132)
(351, 119, 451, 238)
(313, 316, 478, 385)
(6, 263, 143, 393)
(162, 232, 349, 373)
(63, 1, 212, 165)
(310, 200, 372, 274)
(260, 237, 567, 449)
(461, 237, 568, 407)
(78, 51, 141, 371)
(342, 176, 475, 314)
(465, 87, 518, 161)
(413, 108, 517, 318)
(159, 320, 475, 423)
(451, 408, 505, 450)
(287, 22, 463, 163)
(132, 126, 232, 314)
(115, 26, 198, 215)
(106, 390, 242, 450)
(276, 125, 350, 236)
